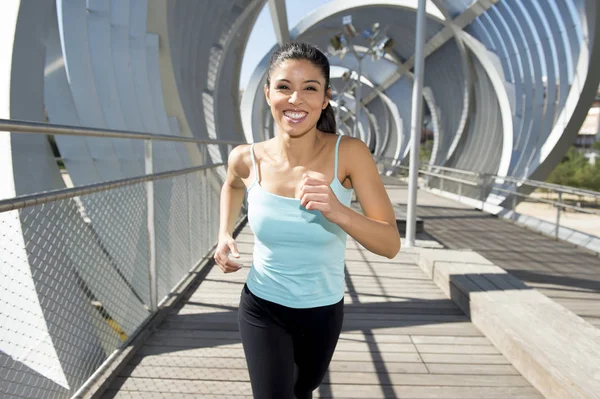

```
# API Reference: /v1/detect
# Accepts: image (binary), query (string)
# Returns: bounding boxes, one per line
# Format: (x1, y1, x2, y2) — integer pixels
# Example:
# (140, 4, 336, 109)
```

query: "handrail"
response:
(422, 164, 482, 178)
(378, 158, 600, 239)
(494, 186, 600, 215)
(0, 118, 245, 146)
(379, 158, 482, 178)
(381, 157, 600, 200)
(499, 175, 600, 199)
(0, 163, 224, 213)
(417, 170, 479, 187)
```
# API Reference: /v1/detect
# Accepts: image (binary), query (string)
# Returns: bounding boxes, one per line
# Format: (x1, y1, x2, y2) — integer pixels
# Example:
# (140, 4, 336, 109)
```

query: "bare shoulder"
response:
(338, 135, 372, 162)
(335, 135, 375, 186)
(228, 143, 252, 180)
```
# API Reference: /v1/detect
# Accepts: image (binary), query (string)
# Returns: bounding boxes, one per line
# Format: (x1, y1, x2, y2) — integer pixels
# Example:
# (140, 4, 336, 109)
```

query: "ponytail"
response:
(317, 103, 336, 134)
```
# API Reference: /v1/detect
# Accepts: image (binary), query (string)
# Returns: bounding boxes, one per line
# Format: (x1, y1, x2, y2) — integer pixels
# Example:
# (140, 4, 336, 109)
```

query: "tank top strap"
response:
(250, 144, 259, 184)
(334, 134, 343, 179)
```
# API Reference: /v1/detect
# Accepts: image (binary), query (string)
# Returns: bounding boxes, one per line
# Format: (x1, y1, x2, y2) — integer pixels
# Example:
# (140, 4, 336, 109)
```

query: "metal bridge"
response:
(2, 1, 600, 398)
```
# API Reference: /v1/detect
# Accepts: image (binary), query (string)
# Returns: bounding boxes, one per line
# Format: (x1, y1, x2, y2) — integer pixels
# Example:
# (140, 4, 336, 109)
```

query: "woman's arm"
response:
(215, 145, 250, 273)
(300, 138, 401, 258)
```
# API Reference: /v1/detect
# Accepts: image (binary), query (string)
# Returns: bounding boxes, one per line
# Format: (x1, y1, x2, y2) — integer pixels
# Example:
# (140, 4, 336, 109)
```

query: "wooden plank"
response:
(320, 385, 543, 398)
(419, 353, 511, 364)
(158, 318, 478, 331)
(337, 333, 413, 343)
(106, 377, 543, 398)
(104, 393, 252, 399)
(144, 337, 422, 354)
(135, 345, 425, 363)
(410, 335, 492, 345)
(120, 366, 530, 387)
(425, 363, 521, 375)
(130, 356, 430, 374)
(414, 343, 500, 354)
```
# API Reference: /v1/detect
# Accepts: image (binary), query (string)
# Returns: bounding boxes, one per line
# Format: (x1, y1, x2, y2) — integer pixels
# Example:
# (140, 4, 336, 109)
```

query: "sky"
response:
(239, 0, 333, 90)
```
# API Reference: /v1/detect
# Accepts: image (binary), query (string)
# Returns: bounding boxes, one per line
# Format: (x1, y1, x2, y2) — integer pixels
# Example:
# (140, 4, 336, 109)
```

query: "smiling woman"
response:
(265, 44, 337, 135)
(215, 41, 400, 398)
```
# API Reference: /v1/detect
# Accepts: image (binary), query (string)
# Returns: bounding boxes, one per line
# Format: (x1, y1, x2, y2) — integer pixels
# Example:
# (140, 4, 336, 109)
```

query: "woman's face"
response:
(265, 59, 330, 137)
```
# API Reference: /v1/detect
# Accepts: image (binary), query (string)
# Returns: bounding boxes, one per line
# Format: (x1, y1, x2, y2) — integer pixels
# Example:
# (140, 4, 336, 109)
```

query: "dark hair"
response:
(266, 42, 337, 134)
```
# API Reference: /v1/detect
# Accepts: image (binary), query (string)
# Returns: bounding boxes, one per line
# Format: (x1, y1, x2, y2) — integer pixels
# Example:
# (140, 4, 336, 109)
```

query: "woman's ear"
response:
(323, 88, 332, 109)
(264, 84, 271, 106)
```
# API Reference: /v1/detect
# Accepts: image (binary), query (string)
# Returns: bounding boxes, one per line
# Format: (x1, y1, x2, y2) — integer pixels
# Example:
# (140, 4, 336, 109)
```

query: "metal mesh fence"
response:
(425, 174, 485, 201)
(375, 157, 486, 202)
(0, 167, 226, 398)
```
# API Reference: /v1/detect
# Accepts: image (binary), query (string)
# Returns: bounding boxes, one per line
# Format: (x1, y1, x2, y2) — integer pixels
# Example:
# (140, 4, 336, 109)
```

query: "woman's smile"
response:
(283, 110, 308, 124)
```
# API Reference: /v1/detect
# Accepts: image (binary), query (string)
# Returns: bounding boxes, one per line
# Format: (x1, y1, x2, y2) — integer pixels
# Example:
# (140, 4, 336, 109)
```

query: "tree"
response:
(546, 146, 600, 190)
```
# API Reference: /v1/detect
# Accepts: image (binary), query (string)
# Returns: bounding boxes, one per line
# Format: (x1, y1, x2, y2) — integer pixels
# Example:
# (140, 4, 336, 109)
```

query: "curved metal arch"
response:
(330, 67, 403, 155)
(290, 0, 446, 37)
(458, 30, 514, 179)
(467, 19, 497, 54)
(370, 86, 403, 158)
(369, 95, 391, 156)
(213, 0, 265, 136)
(383, 75, 413, 161)
(330, 70, 376, 144)
(429, 0, 472, 165)
(554, 0, 583, 69)
(483, 10, 525, 158)
(340, 94, 368, 142)
(240, 47, 273, 143)
(340, 71, 403, 157)
(507, 0, 547, 178)
(520, 0, 561, 176)
(518, 0, 600, 208)
(422, 86, 442, 166)
(241, 0, 447, 152)
(364, 106, 381, 152)
(497, 2, 537, 176)
(473, 14, 515, 83)
(539, 2, 597, 162)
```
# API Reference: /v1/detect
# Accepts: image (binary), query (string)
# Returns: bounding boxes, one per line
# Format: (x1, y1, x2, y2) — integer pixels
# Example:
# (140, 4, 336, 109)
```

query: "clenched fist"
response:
(299, 173, 345, 224)
(214, 234, 242, 273)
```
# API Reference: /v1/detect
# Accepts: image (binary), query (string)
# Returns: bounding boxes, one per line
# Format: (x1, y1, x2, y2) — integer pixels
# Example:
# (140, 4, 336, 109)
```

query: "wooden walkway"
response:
(385, 182, 600, 329)
(102, 194, 543, 398)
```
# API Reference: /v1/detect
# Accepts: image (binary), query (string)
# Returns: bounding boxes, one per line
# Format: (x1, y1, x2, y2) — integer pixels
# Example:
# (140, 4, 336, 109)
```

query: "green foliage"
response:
(546, 147, 600, 190)
(420, 140, 433, 163)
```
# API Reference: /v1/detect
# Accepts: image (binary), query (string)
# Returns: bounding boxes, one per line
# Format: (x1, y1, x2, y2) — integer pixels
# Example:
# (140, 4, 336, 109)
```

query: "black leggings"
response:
(238, 284, 344, 399)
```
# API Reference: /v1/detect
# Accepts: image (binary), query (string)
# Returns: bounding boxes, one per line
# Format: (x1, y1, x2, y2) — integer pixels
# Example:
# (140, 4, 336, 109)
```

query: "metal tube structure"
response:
(353, 60, 362, 137)
(405, 0, 427, 248)
(145, 140, 157, 312)
(0, 118, 243, 145)
(556, 192, 563, 239)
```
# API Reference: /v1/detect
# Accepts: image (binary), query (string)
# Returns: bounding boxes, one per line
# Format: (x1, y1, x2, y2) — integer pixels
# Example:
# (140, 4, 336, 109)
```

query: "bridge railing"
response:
(374, 156, 600, 241)
(0, 119, 245, 398)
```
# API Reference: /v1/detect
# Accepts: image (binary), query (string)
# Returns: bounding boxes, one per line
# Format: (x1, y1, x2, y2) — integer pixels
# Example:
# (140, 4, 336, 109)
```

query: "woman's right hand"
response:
(214, 234, 242, 273)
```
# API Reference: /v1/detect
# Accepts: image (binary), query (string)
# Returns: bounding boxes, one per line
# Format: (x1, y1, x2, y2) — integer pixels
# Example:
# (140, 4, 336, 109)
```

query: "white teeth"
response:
(284, 111, 307, 119)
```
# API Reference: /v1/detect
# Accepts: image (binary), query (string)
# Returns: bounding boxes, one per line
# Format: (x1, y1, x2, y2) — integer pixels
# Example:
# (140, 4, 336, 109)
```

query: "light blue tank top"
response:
(245, 135, 354, 308)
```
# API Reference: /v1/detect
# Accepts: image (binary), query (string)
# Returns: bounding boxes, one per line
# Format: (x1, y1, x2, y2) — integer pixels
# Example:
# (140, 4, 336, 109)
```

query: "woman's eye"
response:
(276, 85, 289, 90)
(305, 86, 317, 91)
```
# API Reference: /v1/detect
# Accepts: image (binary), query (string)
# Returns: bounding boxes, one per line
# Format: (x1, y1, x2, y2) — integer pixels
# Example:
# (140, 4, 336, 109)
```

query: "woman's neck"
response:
(272, 129, 324, 167)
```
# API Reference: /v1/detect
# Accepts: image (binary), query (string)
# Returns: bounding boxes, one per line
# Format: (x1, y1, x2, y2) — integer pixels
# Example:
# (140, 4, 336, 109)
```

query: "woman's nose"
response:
(289, 91, 302, 104)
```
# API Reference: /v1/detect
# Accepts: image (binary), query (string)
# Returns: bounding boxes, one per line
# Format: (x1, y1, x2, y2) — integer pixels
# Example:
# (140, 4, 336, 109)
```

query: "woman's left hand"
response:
(299, 173, 347, 224)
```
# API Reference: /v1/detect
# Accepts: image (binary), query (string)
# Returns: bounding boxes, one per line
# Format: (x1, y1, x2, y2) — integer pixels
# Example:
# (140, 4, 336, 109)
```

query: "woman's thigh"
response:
(238, 285, 296, 399)
(292, 299, 344, 395)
